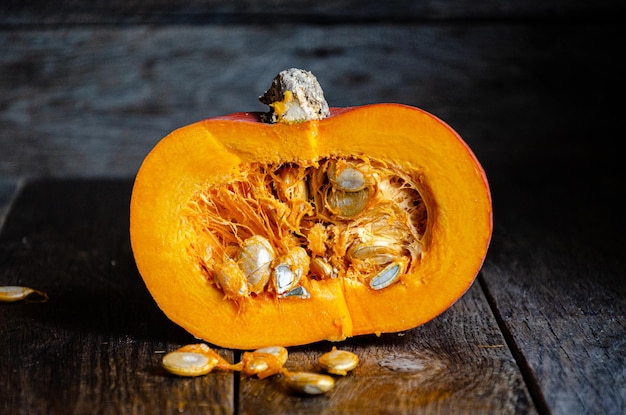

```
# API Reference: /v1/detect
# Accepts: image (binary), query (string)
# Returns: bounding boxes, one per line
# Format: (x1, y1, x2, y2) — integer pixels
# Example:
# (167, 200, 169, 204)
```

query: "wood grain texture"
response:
(239, 282, 535, 414)
(0, 180, 535, 414)
(0, 180, 235, 415)
(1, 23, 622, 179)
(1, 3, 625, 413)
(2, 0, 624, 25)
(0, 177, 17, 228)
(481, 160, 626, 414)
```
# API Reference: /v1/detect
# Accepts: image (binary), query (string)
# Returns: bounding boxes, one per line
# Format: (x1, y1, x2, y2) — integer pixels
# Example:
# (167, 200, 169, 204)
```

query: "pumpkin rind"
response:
(130, 103, 492, 349)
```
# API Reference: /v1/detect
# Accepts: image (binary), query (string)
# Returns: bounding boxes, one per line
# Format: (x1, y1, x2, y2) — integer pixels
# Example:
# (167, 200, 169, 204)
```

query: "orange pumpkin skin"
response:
(130, 104, 492, 350)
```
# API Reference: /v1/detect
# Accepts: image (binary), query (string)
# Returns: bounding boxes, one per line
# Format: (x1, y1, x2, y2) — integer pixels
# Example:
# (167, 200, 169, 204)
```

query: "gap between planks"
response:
(478, 275, 551, 415)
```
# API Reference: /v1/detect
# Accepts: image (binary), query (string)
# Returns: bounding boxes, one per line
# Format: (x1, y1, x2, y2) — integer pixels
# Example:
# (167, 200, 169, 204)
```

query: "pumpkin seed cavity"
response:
(186, 156, 428, 302)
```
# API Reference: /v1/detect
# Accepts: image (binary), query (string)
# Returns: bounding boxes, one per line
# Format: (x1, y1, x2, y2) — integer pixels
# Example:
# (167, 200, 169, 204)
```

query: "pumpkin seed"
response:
(283, 371, 335, 395)
(162, 351, 218, 377)
(369, 260, 406, 290)
(237, 235, 275, 293)
(0, 286, 48, 303)
(241, 346, 289, 379)
(328, 160, 369, 192)
(255, 346, 289, 366)
(276, 165, 309, 203)
(348, 237, 404, 266)
(309, 257, 337, 279)
(214, 256, 249, 299)
(318, 347, 359, 376)
(326, 187, 370, 218)
(273, 247, 310, 295)
(274, 264, 296, 295)
(178, 344, 236, 371)
(281, 285, 310, 299)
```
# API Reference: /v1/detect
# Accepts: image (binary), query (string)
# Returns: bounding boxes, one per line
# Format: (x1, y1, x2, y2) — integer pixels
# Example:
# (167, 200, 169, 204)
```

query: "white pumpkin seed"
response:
(318, 347, 359, 376)
(284, 371, 335, 395)
(369, 262, 404, 290)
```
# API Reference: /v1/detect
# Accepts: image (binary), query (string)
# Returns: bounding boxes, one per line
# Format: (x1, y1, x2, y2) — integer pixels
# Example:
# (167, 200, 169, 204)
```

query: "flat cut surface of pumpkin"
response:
(130, 103, 492, 349)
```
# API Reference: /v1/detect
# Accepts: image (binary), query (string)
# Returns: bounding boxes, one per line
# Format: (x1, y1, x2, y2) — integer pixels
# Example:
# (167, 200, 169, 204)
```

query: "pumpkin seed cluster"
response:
(162, 344, 358, 395)
(187, 156, 427, 302)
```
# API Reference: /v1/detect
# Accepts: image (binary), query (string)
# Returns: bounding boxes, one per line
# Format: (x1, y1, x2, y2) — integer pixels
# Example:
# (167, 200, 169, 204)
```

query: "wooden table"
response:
(1, 2, 624, 414)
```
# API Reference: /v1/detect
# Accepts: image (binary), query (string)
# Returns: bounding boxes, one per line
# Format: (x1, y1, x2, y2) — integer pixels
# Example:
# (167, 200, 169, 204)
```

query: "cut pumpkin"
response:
(130, 70, 492, 350)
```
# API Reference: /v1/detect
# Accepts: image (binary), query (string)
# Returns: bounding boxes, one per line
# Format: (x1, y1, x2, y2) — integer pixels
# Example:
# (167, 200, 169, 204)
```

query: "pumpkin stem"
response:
(259, 68, 330, 124)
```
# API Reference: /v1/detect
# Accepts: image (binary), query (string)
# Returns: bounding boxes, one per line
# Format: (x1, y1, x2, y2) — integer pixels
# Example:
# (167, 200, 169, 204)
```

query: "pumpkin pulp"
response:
(130, 104, 492, 349)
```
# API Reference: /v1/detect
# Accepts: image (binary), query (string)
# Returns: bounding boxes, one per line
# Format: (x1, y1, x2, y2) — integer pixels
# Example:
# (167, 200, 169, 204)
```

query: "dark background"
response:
(1, 2, 624, 414)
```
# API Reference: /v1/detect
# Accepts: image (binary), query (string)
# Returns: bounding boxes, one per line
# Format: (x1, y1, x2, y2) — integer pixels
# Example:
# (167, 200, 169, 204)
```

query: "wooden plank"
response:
(0, 177, 17, 229)
(481, 160, 626, 414)
(0, 180, 537, 414)
(1, 19, 625, 415)
(238, 282, 536, 414)
(0, 179, 235, 415)
(2, 0, 624, 25)
(1, 23, 622, 179)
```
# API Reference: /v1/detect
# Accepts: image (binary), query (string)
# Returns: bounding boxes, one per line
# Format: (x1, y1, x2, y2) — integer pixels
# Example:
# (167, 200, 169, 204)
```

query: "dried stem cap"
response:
(260, 68, 330, 123)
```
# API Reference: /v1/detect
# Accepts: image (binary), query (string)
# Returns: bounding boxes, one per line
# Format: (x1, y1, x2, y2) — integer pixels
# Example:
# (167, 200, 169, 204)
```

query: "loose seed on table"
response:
(318, 346, 359, 376)
(254, 346, 289, 366)
(162, 344, 235, 376)
(240, 346, 289, 379)
(282, 370, 335, 395)
(159, 343, 356, 396)
(162, 351, 218, 377)
(177, 344, 237, 370)
(0, 286, 48, 303)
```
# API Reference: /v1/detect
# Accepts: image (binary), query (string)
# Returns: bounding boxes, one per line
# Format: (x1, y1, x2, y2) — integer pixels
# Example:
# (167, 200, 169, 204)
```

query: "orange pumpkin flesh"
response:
(130, 103, 492, 350)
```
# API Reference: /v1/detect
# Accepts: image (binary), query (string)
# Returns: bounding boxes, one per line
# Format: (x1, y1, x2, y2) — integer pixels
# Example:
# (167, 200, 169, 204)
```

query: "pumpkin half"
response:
(130, 102, 492, 350)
